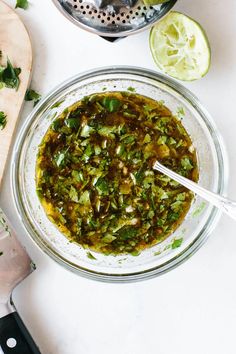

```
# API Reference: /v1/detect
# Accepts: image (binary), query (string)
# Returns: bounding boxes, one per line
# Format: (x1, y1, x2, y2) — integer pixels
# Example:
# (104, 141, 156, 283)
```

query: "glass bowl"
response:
(12, 66, 227, 282)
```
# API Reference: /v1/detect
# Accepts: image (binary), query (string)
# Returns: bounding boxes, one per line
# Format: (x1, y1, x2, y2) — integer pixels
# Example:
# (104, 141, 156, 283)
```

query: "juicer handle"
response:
(0, 311, 40, 354)
(100, 36, 125, 42)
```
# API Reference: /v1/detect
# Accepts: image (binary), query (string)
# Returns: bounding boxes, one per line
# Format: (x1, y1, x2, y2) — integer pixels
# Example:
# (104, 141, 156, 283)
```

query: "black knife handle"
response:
(0, 312, 40, 354)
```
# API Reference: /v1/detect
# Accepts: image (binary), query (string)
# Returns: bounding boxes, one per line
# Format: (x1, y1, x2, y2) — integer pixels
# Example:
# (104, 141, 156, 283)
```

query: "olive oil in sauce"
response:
(36, 91, 198, 255)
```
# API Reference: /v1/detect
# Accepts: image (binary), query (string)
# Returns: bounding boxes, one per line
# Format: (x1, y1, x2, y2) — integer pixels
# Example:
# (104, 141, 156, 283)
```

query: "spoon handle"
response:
(153, 161, 236, 221)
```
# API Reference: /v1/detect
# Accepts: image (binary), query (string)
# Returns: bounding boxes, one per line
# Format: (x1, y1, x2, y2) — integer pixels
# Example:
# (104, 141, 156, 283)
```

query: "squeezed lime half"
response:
(149, 11, 211, 81)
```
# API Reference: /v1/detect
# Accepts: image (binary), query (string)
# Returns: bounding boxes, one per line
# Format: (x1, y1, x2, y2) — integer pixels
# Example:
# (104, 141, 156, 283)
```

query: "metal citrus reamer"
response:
(52, 0, 177, 39)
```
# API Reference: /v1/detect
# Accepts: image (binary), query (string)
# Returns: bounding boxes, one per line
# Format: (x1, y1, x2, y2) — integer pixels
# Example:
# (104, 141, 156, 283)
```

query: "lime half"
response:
(149, 11, 211, 81)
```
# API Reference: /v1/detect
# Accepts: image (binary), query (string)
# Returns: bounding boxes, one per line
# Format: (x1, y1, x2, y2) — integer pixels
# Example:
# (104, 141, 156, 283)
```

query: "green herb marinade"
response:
(36, 92, 198, 255)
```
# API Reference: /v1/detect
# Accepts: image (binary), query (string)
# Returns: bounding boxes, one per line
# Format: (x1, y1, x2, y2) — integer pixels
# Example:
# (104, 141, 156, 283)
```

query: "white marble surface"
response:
(1, 0, 236, 353)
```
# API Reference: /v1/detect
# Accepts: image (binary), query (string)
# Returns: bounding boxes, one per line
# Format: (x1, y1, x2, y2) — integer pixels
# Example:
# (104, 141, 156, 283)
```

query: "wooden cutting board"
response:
(0, 0, 32, 186)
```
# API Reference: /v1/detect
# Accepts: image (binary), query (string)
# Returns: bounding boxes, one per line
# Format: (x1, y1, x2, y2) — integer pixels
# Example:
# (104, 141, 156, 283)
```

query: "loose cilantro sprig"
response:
(25, 89, 41, 106)
(0, 112, 7, 130)
(15, 0, 29, 10)
(0, 58, 21, 91)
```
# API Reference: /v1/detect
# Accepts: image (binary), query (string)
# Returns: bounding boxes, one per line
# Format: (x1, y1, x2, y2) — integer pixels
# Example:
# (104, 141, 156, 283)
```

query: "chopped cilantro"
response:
(51, 101, 64, 109)
(15, 0, 29, 9)
(69, 186, 79, 203)
(102, 97, 121, 112)
(172, 238, 183, 249)
(176, 106, 185, 117)
(95, 178, 109, 195)
(168, 212, 180, 222)
(36, 91, 197, 255)
(127, 87, 136, 92)
(54, 150, 68, 167)
(87, 251, 97, 260)
(0, 58, 21, 90)
(25, 89, 41, 106)
(181, 157, 193, 171)
(0, 111, 7, 130)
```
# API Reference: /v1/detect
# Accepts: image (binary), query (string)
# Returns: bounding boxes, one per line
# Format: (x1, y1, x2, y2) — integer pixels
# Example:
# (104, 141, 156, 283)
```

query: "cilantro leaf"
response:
(172, 238, 183, 249)
(0, 112, 7, 130)
(102, 97, 121, 112)
(87, 252, 97, 260)
(0, 58, 21, 90)
(181, 157, 194, 171)
(15, 0, 29, 10)
(25, 89, 41, 106)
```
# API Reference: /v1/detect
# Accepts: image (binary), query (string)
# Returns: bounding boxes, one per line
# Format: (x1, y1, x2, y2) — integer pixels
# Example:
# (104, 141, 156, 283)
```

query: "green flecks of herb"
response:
(123, 111, 137, 118)
(72, 170, 83, 182)
(87, 251, 97, 260)
(192, 202, 206, 217)
(69, 186, 79, 203)
(0, 111, 7, 130)
(65, 117, 80, 129)
(135, 167, 145, 184)
(118, 226, 138, 240)
(169, 179, 180, 187)
(51, 100, 64, 109)
(176, 139, 184, 148)
(121, 134, 136, 144)
(116, 144, 125, 156)
(25, 89, 41, 106)
(154, 250, 162, 256)
(0, 58, 21, 90)
(159, 204, 165, 212)
(176, 106, 185, 118)
(143, 134, 151, 143)
(168, 212, 180, 222)
(80, 124, 94, 137)
(147, 210, 155, 219)
(157, 219, 164, 227)
(127, 86, 136, 92)
(54, 150, 68, 167)
(143, 104, 153, 113)
(82, 144, 93, 162)
(102, 97, 121, 112)
(157, 135, 167, 145)
(181, 157, 193, 171)
(154, 117, 169, 133)
(168, 137, 176, 145)
(89, 219, 98, 229)
(51, 119, 62, 131)
(157, 175, 171, 186)
(15, 0, 29, 9)
(172, 238, 183, 249)
(176, 193, 186, 201)
(155, 187, 168, 200)
(94, 145, 101, 155)
(78, 190, 91, 206)
(171, 200, 183, 213)
(95, 177, 109, 195)
(102, 234, 117, 243)
(0, 251, 3, 256)
(131, 250, 140, 256)
(98, 126, 116, 139)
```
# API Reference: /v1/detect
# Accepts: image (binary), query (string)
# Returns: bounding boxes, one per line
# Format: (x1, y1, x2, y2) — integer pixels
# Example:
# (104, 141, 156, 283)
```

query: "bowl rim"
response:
(11, 66, 228, 282)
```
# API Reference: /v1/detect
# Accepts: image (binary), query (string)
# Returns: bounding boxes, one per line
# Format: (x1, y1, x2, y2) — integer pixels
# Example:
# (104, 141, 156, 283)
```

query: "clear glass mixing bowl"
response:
(11, 66, 228, 282)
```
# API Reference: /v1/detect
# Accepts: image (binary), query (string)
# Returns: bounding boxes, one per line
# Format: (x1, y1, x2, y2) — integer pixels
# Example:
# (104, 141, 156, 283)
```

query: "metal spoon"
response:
(153, 161, 236, 221)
